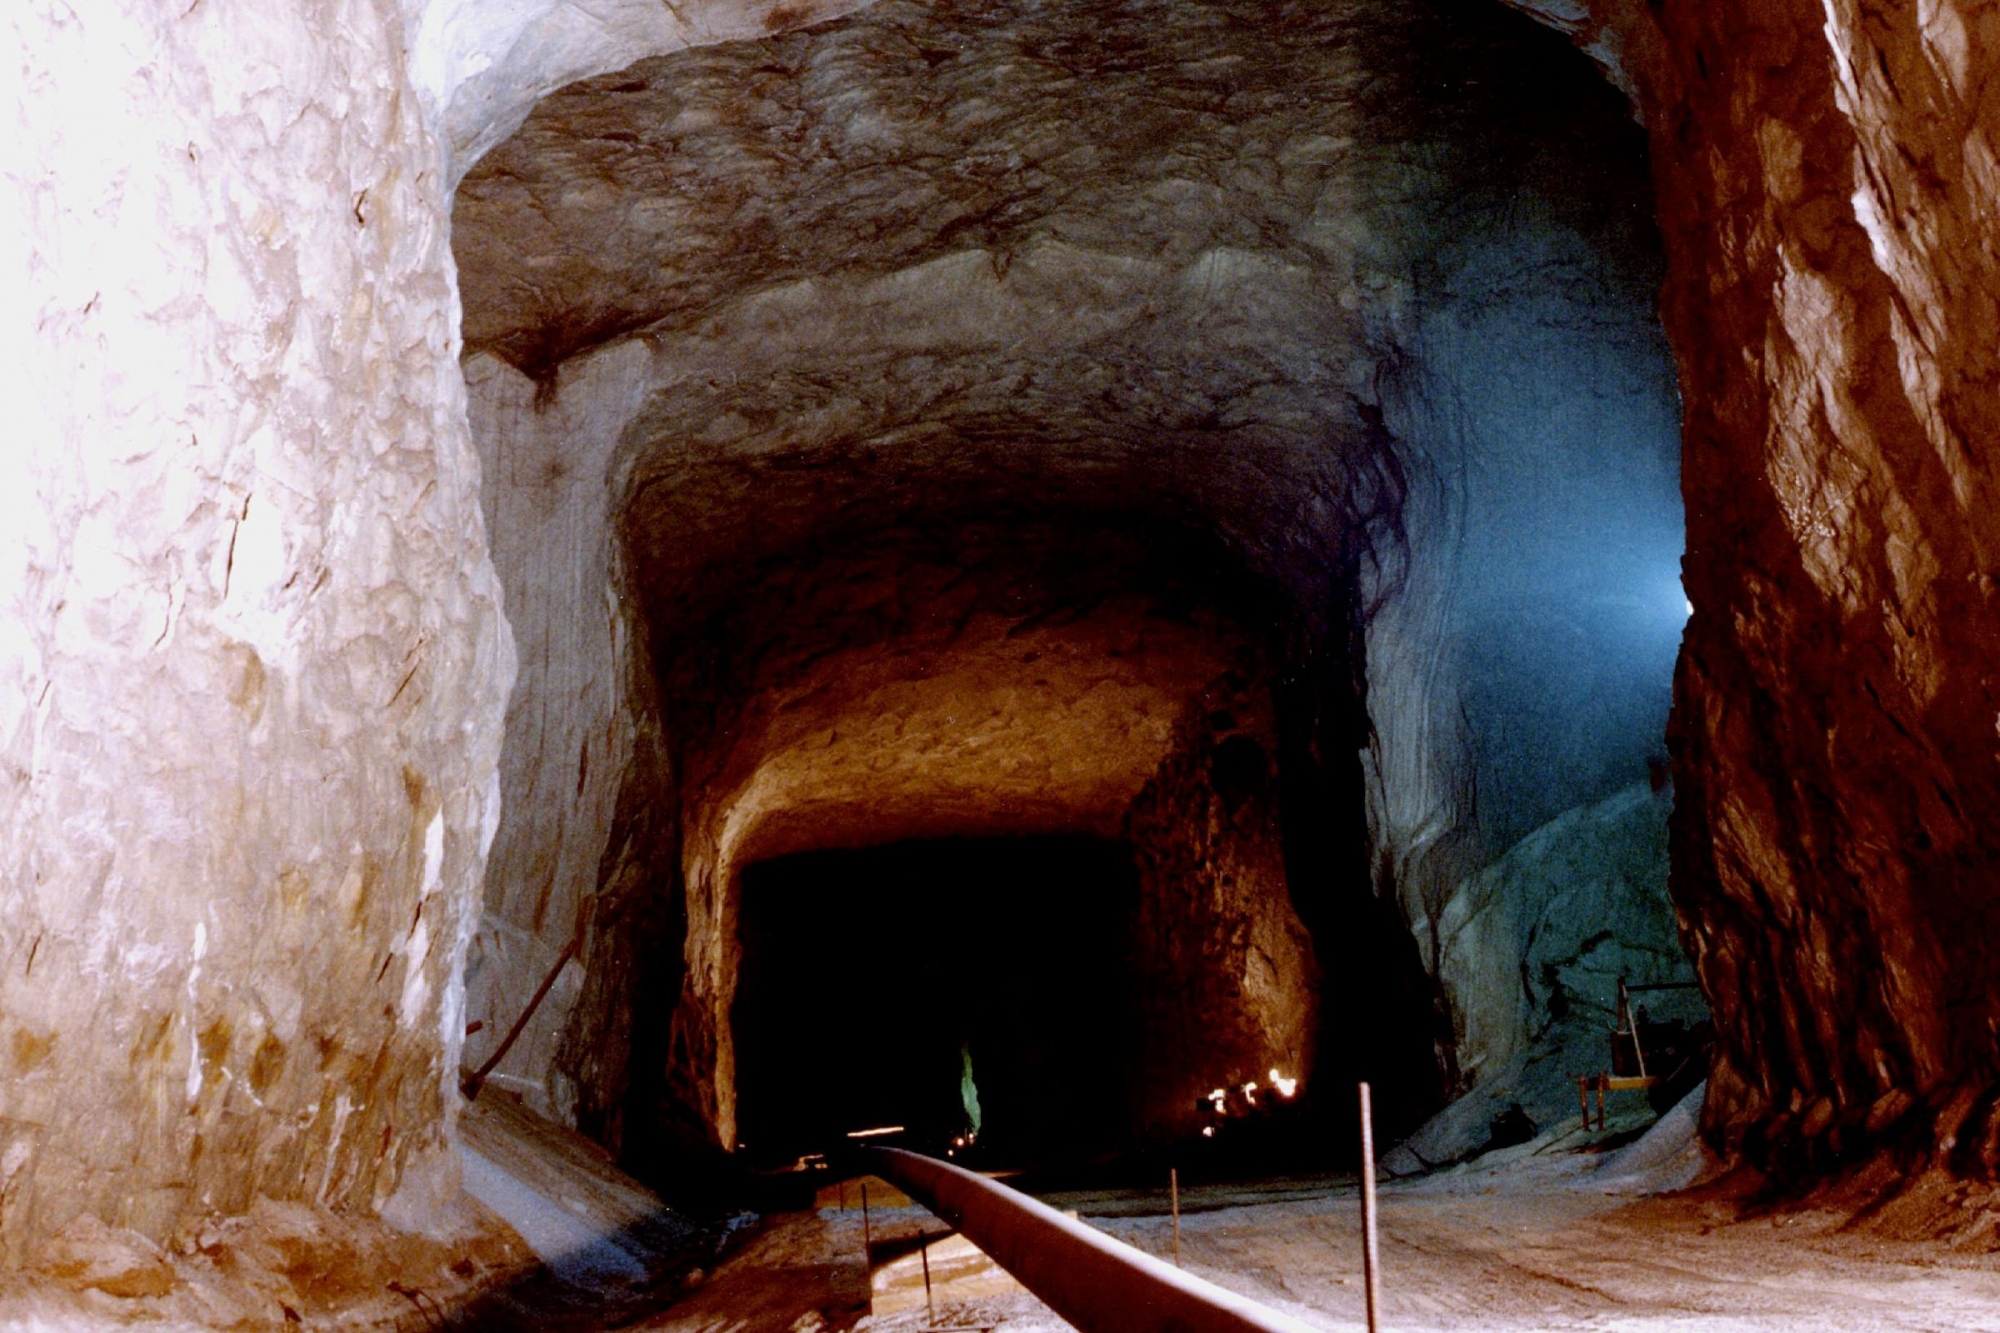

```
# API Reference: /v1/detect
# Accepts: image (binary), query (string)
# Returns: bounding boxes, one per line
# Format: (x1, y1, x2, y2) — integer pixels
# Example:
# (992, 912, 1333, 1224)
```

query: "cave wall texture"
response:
(1122, 704, 1320, 1146)
(450, 0, 1687, 1157)
(1618, 0, 2000, 1177)
(0, 0, 513, 1257)
(1509, 0, 2000, 1178)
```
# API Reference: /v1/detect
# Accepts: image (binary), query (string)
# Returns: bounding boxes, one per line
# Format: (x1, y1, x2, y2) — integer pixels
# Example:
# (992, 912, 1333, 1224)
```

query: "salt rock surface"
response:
(1516, 0, 2000, 1180)
(1391, 781, 1697, 1169)
(412, 0, 886, 180)
(1, 1197, 525, 1329)
(0, 0, 510, 1260)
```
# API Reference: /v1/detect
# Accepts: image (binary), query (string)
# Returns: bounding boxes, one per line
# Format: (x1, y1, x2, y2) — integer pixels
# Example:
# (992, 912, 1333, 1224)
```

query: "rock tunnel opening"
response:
(449, 0, 1698, 1215)
(731, 836, 1142, 1170)
(603, 506, 1395, 1183)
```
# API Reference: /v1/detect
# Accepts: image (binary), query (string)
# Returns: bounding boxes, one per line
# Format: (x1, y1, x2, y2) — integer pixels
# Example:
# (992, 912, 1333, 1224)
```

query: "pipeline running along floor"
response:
(640, 1151, 2000, 1333)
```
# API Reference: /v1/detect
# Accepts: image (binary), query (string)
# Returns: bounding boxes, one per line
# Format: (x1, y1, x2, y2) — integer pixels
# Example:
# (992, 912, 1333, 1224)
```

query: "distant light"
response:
(1202, 1126, 1215, 1138)
(1269, 1069, 1298, 1098)
(845, 1125, 906, 1139)
(1684, 597, 1694, 617)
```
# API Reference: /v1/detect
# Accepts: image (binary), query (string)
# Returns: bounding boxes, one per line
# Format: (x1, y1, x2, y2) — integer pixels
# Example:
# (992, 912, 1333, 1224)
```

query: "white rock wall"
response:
(0, 0, 511, 1255)
(459, 347, 658, 1122)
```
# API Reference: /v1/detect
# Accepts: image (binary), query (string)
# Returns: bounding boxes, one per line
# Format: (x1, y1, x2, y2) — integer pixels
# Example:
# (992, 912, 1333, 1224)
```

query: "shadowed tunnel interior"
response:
(733, 837, 1142, 1167)
(450, 0, 1694, 1193)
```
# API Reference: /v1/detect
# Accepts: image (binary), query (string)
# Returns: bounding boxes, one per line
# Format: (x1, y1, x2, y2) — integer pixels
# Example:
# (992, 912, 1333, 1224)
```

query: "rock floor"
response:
(641, 1153, 2000, 1333)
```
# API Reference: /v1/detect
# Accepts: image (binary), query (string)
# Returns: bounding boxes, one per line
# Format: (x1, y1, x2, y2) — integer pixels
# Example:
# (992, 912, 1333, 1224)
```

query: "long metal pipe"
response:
(861, 1147, 1322, 1333)
(1359, 1082, 1382, 1333)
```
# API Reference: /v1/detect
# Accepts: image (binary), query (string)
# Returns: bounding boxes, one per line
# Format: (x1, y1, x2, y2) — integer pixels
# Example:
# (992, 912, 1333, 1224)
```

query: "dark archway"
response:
(732, 836, 1142, 1168)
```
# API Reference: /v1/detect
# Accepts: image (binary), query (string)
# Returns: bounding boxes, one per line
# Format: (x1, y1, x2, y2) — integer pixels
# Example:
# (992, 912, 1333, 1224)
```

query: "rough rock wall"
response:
(458, 346, 655, 1124)
(1483, 785, 1691, 1121)
(1354, 4, 1683, 1094)
(450, 0, 1687, 1153)
(1630, 1, 2000, 1174)
(0, 0, 510, 1255)
(1121, 704, 1319, 1145)
(411, 0, 884, 181)
(1506, 784, 1695, 1096)
(1389, 779, 1698, 1167)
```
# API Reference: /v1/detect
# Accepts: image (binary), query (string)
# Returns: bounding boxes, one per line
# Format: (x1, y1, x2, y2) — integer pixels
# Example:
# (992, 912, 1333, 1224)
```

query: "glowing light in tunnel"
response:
(1269, 1069, 1298, 1098)
(846, 1125, 907, 1139)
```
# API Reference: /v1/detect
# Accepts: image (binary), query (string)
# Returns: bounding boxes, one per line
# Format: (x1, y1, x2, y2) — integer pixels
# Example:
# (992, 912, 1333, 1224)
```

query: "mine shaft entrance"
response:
(732, 836, 1141, 1170)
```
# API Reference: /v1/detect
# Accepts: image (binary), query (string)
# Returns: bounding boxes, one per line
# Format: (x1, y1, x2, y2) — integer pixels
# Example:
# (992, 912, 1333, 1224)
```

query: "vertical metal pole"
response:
(1170, 1167, 1181, 1268)
(921, 1237, 935, 1324)
(862, 1182, 872, 1258)
(1359, 1082, 1382, 1333)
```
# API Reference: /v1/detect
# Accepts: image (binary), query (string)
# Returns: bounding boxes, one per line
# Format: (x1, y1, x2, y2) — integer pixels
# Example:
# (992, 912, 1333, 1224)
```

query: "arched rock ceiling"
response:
(661, 510, 1273, 811)
(414, 0, 1654, 180)
(700, 601, 1249, 870)
(413, 0, 883, 178)
(451, 0, 1603, 646)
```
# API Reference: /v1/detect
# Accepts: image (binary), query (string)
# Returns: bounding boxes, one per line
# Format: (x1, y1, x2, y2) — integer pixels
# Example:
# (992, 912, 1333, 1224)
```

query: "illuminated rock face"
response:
(1627, 2, 2000, 1176)
(455, 0, 1684, 1159)
(0, 0, 511, 1257)
(1502, 0, 2000, 1177)
(412, 0, 885, 181)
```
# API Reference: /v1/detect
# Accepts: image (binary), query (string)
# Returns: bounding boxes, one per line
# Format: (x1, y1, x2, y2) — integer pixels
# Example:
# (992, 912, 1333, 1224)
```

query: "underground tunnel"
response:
(450, 0, 1692, 1194)
(9, 0, 2000, 1328)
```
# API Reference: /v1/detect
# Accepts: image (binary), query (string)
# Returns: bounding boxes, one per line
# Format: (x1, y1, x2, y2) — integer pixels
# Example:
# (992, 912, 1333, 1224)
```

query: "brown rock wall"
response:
(1609, 0, 2000, 1171)
(1121, 704, 1320, 1145)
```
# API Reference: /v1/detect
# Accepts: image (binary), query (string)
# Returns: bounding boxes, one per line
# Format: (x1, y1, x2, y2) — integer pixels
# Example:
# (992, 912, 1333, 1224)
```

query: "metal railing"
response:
(861, 1146, 1324, 1333)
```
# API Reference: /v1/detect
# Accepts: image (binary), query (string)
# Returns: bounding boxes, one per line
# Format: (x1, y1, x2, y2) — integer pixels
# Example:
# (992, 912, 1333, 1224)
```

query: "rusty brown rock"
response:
(1518, 0, 2000, 1175)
